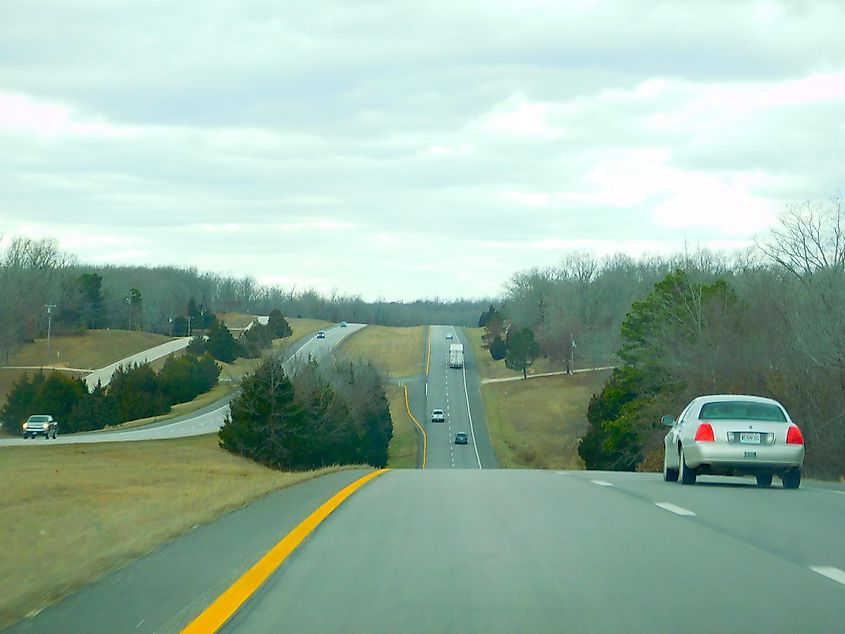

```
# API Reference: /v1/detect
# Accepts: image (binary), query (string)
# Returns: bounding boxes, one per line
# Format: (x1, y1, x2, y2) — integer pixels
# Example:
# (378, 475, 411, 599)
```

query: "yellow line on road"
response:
(181, 469, 389, 634)
(404, 384, 427, 469)
(425, 326, 431, 376)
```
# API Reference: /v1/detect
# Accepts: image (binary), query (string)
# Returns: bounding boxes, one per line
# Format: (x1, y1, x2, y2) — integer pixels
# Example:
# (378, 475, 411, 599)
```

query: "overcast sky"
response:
(1, 1, 843, 300)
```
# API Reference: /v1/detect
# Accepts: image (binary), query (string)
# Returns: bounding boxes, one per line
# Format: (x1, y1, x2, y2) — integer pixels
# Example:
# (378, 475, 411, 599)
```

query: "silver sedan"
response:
(662, 394, 805, 489)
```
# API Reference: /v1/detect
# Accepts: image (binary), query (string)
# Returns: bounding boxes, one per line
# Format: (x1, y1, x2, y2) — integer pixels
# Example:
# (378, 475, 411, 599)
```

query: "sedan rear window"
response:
(699, 401, 787, 422)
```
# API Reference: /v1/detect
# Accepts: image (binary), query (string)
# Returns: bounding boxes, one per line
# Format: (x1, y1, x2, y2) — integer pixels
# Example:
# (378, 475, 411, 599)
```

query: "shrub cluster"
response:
(1, 353, 220, 433)
(219, 356, 392, 470)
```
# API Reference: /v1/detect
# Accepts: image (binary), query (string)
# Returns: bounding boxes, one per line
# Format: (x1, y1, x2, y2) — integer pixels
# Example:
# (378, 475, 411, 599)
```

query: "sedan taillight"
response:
(786, 425, 804, 445)
(695, 422, 715, 442)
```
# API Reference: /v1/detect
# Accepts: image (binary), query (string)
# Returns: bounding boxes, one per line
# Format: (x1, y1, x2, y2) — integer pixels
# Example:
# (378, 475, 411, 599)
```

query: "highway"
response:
(423, 325, 497, 469)
(12, 469, 845, 633)
(0, 324, 364, 447)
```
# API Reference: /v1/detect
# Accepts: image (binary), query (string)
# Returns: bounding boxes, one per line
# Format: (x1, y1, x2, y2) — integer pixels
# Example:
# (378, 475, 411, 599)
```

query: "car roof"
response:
(692, 394, 783, 405)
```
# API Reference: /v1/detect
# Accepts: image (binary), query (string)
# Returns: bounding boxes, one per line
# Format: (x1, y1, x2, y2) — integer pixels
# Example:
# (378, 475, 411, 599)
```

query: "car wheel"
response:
(679, 447, 696, 485)
(782, 469, 801, 490)
(663, 452, 679, 482)
(756, 474, 773, 487)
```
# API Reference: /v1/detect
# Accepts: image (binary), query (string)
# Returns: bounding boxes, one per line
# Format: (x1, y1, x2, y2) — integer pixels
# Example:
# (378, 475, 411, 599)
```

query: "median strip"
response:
(181, 468, 389, 634)
(404, 384, 427, 469)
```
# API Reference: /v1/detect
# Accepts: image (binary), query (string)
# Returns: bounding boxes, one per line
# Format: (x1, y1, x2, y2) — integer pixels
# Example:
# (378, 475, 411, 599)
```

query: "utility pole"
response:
(45, 304, 57, 365)
(168, 317, 174, 337)
(187, 314, 192, 337)
(569, 333, 576, 375)
(125, 295, 132, 330)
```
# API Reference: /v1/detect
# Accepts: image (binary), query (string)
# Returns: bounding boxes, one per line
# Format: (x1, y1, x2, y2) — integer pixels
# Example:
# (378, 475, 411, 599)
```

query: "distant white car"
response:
(446, 333, 454, 339)
(431, 409, 445, 423)
(662, 394, 804, 489)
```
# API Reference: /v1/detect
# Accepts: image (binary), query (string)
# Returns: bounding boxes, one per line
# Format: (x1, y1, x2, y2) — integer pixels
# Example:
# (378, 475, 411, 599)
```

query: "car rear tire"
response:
(782, 469, 801, 490)
(756, 474, 773, 487)
(679, 448, 696, 485)
(663, 453, 679, 482)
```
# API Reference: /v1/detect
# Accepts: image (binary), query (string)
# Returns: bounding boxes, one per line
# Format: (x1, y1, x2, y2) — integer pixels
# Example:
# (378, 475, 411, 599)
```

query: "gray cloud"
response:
(1, 0, 844, 299)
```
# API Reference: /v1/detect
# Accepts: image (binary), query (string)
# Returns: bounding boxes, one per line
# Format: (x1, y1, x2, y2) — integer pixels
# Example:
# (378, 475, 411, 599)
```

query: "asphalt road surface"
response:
(424, 325, 497, 469)
(0, 324, 364, 447)
(12, 469, 845, 633)
(84, 337, 194, 389)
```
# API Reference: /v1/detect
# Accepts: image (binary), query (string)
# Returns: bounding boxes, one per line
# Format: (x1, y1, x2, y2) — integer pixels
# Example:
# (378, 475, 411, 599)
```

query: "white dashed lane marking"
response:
(655, 502, 696, 517)
(591, 480, 614, 487)
(810, 566, 845, 586)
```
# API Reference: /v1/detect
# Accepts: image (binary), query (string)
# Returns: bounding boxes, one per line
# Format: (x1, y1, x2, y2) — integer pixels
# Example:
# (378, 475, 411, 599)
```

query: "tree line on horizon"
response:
(0, 238, 490, 365)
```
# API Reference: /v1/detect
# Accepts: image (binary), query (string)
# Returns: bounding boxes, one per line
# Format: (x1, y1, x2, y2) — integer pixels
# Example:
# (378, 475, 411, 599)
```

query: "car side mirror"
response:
(661, 415, 675, 426)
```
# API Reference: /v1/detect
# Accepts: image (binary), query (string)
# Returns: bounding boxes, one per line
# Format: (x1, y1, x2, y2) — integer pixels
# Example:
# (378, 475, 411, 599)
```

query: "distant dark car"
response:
(22, 414, 58, 440)
(431, 409, 445, 423)
(316, 331, 326, 339)
(455, 432, 468, 445)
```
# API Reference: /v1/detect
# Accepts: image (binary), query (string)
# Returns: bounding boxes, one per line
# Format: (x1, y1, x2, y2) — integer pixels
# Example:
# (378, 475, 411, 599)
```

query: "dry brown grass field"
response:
(0, 435, 352, 628)
(338, 325, 425, 378)
(481, 370, 612, 469)
(386, 384, 419, 468)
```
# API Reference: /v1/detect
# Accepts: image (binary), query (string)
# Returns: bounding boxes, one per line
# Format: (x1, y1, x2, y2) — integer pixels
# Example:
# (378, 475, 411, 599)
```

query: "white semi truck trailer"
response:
(449, 343, 464, 368)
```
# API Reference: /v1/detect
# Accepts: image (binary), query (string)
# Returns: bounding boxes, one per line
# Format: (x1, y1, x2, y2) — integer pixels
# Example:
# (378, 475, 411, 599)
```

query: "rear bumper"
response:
(685, 442, 804, 474)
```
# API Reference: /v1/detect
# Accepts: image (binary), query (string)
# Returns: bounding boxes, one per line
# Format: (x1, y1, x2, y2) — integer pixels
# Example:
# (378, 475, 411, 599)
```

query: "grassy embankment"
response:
(0, 436, 353, 629)
(465, 327, 611, 469)
(338, 325, 426, 469)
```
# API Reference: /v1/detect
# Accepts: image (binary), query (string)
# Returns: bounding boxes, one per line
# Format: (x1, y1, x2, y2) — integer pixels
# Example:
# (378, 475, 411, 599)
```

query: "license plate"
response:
(744, 451, 757, 458)
(740, 432, 761, 444)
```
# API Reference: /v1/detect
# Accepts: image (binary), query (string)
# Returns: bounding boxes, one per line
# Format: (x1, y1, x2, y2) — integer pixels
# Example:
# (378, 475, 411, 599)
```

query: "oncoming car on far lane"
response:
(22, 414, 58, 440)
(316, 330, 326, 339)
(662, 394, 805, 489)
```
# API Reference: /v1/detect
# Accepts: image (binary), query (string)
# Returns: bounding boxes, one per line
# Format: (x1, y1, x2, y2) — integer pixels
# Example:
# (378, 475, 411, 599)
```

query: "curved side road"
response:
(85, 337, 193, 389)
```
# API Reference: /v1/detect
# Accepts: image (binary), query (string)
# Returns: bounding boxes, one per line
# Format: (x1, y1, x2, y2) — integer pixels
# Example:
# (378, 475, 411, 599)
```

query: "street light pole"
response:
(569, 333, 576, 375)
(45, 304, 57, 365)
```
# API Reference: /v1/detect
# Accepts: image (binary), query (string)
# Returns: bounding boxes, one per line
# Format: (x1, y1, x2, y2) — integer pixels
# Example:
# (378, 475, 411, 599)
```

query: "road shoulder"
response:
(9, 469, 371, 634)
